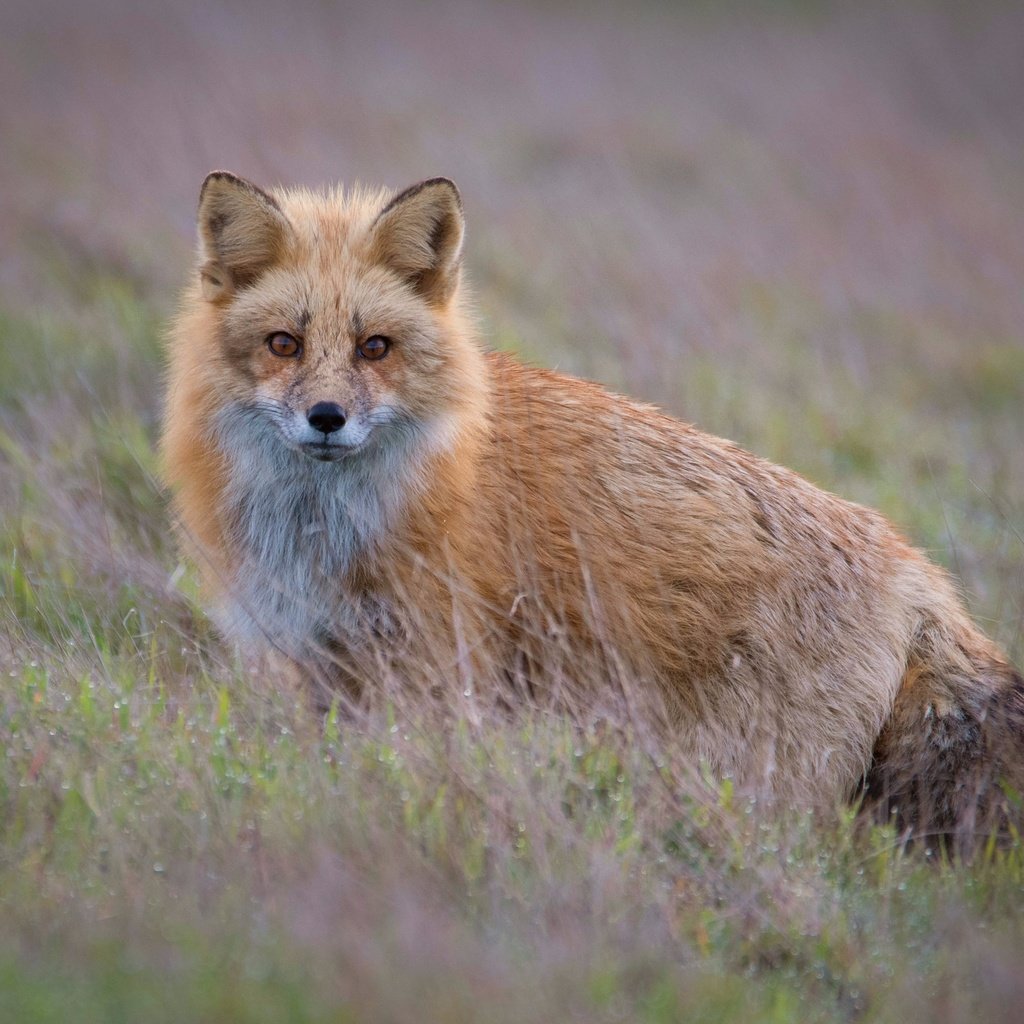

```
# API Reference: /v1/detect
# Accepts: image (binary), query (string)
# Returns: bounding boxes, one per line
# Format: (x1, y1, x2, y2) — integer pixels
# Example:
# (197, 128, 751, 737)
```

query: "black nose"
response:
(306, 402, 347, 435)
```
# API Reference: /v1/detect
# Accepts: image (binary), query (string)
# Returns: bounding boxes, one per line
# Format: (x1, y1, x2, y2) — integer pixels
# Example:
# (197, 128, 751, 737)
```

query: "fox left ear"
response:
(368, 178, 464, 305)
(197, 171, 292, 301)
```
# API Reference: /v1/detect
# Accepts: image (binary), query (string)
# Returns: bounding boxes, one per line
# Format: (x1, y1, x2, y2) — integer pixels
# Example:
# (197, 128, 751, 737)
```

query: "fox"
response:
(163, 171, 1024, 845)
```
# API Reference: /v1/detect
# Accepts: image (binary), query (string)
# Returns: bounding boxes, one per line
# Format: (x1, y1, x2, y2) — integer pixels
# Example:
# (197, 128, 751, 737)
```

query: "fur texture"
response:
(163, 173, 1023, 844)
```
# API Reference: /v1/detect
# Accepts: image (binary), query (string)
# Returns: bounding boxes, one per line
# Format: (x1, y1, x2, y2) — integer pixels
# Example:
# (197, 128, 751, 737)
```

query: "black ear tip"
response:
(199, 172, 283, 216)
(381, 177, 463, 218)
(201, 170, 235, 193)
(200, 170, 258, 204)
(423, 176, 461, 207)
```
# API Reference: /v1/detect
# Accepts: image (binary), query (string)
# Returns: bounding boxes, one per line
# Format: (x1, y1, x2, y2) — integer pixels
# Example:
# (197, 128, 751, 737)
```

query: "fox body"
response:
(164, 172, 1023, 838)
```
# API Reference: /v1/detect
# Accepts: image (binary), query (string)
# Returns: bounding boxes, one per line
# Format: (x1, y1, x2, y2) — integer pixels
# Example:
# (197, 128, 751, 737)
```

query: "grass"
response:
(2, 0, 1024, 1019)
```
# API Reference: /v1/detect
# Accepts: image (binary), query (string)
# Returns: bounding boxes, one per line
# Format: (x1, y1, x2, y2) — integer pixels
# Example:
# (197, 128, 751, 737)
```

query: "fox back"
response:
(164, 173, 1024, 847)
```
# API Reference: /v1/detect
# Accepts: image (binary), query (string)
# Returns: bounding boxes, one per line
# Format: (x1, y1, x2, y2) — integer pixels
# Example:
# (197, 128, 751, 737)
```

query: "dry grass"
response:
(1, 0, 1023, 1020)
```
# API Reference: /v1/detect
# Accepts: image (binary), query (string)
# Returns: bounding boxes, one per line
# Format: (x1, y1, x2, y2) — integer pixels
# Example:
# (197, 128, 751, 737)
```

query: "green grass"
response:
(2, 606, 1023, 1023)
(1, 262, 1022, 1020)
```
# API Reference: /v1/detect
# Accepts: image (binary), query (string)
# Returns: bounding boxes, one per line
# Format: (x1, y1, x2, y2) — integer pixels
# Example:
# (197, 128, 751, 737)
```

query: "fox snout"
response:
(287, 403, 364, 460)
(306, 402, 347, 435)
(270, 397, 388, 462)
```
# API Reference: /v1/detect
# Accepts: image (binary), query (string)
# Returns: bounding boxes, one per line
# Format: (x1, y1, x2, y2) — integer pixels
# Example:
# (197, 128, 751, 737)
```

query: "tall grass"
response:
(1, 0, 1022, 1019)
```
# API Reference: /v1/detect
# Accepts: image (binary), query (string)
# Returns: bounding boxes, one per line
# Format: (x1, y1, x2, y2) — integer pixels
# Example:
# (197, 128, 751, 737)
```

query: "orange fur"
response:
(163, 173, 1023, 841)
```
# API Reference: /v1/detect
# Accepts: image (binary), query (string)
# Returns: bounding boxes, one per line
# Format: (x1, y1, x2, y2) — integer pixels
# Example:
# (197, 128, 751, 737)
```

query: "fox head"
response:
(189, 171, 480, 464)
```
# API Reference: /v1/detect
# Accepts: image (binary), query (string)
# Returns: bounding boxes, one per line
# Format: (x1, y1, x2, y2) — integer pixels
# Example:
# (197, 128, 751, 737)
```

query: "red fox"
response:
(163, 172, 1023, 843)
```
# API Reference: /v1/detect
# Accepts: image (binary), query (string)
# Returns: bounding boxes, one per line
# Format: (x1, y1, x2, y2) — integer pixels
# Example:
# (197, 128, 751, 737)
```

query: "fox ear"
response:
(368, 178, 464, 305)
(196, 171, 291, 301)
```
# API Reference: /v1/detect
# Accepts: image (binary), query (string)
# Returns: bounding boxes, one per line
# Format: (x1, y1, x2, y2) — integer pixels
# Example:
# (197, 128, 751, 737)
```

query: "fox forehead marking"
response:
(282, 351, 348, 404)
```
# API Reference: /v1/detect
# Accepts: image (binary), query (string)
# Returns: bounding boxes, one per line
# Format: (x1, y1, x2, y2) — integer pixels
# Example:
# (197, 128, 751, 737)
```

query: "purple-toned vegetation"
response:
(0, 1, 1022, 1020)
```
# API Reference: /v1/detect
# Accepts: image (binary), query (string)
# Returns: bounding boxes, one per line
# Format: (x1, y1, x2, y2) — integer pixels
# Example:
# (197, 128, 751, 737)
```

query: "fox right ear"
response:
(368, 178, 464, 306)
(197, 172, 291, 301)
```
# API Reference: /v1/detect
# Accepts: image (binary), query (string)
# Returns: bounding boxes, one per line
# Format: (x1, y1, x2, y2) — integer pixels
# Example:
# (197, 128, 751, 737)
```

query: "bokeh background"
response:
(1, 1, 1023, 1020)
(3, 0, 1022, 653)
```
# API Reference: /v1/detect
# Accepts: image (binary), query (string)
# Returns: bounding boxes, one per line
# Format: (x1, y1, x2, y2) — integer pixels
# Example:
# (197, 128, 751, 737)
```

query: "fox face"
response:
(170, 173, 488, 657)
(194, 173, 473, 466)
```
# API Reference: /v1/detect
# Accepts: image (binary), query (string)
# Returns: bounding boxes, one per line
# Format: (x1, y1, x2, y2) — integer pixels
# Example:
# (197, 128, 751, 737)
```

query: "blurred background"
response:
(1, 4, 1023, 1018)
(3, 0, 1021, 658)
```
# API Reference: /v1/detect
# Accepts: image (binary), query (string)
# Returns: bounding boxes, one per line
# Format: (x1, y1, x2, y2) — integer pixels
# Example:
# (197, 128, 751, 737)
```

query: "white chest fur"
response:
(210, 403, 432, 660)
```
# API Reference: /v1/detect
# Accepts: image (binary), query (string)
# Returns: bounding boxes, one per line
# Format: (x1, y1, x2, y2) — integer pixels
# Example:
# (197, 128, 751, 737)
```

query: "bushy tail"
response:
(865, 619, 1024, 853)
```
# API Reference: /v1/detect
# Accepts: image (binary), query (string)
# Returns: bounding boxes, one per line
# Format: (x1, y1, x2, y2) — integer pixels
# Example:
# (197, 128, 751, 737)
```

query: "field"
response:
(1, 0, 1023, 1020)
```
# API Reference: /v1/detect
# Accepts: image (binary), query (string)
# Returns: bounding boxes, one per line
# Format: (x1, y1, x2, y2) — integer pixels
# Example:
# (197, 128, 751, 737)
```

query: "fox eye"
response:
(267, 332, 301, 358)
(357, 335, 390, 360)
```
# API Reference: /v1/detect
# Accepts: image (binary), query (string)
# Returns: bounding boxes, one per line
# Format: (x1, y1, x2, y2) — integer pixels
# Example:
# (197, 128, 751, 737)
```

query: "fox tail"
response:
(865, 617, 1024, 852)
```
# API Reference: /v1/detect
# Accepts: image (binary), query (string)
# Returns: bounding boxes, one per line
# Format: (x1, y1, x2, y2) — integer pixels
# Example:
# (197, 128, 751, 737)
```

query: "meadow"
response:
(1, 1, 1023, 1020)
